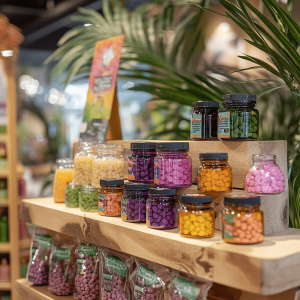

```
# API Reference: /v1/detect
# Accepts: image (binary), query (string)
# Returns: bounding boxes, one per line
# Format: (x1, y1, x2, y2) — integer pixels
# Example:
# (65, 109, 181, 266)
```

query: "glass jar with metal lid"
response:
(79, 185, 98, 212)
(65, 182, 81, 208)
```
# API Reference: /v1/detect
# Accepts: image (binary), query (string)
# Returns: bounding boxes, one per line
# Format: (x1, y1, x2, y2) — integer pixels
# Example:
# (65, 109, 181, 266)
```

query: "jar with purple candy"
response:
(121, 182, 150, 222)
(128, 142, 156, 183)
(245, 154, 285, 194)
(146, 188, 178, 230)
(154, 142, 192, 187)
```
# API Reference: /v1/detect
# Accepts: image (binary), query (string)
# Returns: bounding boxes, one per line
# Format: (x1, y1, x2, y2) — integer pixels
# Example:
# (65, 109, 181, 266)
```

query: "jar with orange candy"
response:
(53, 159, 74, 203)
(98, 179, 124, 217)
(197, 153, 232, 197)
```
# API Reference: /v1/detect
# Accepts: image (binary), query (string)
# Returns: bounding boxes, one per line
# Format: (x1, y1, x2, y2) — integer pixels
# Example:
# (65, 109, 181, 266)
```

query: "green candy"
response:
(230, 110, 258, 139)
(65, 186, 80, 208)
(79, 190, 98, 212)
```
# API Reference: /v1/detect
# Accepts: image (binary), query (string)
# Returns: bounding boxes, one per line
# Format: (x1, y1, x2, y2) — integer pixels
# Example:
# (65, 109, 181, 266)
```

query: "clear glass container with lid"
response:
(179, 194, 214, 238)
(121, 182, 150, 222)
(128, 142, 156, 183)
(65, 182, 81, 208)
(98, 179, 124, 216)
(154, 142, 192, 188)
(245, 154, 285, 194)
(79, 185, 98, 212)
(91, 144, 124, 188)
(218, 94, 259, 140)
(191, 101, 219, 140)
(146, 188, 178, 230)
(53, 158, 74, 203)
(222, 194, 264, 244)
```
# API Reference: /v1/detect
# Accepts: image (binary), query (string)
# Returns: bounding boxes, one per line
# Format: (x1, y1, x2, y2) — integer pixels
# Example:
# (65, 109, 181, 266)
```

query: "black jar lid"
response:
(149, 188, 177, 196)
(124, 182, 151, 191)
(222, 94, 256, 103)
(193, 101, 219, 108)
(181, 194, 212, 204)
(156, 142, 189, 151)
(100, 179, 124, 186)
(224, 194, 260, 206)
(199, 153, 228, 160)
(131, 142, 156, 151)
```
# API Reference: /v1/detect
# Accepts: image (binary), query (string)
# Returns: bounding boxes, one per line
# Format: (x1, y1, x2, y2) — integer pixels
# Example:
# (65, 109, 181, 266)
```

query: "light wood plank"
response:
(19, 238, 32, 250)
(0, 199, 8, 207)
(20, 197, 300, 295)
(0, 135, 7, 143)
(0, 242, 10, 253)
(0, 281, 11, 291)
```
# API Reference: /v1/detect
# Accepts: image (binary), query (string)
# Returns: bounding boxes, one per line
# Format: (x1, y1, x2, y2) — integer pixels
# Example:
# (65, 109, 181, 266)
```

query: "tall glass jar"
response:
(245, 154, 285, 194)
(178, 194, 214, 238)
(218, 94, 259, 140)
(191, 101, 219, 140)
(222, 194, 264, 244)
(146, 188, 178, 230)
(91, 144, 124, 188)
(79, 185, 98, 212)
(98, 179, 124, 217)
(197, 153, 232, 198)
(53, 159, 74, 203)
(154, 142, 192, 188)
(74, 142, 94, 186)
(121, 182, 150, 222)
(128, 142, 156, 183)
(65, 182, 81, 208)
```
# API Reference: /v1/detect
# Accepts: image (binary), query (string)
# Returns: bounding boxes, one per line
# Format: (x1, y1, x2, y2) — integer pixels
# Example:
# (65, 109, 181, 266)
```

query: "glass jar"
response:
(128, 142, 156, 183)
(154, 142, 192, 188)
(218, 94, 259, 140)
(121, 182, 150, 222)
(53, 159, 74, 203)
(65, 182, 81, 208)
(79, 185, 98, 212)
(178, 194, 214, 238)
(91, 144, 124, 188)
(74, 142, 94, 186)
(146, 188, 178, 230)
(222, 194, 264, 244)
(197, 153, 232, 197)
(245, 154, 285, 194)
(191, 101, 219, 140)
(98, 179, 124, 216)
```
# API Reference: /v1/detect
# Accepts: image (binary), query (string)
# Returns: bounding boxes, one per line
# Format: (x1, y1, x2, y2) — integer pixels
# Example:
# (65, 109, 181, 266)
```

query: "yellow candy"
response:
(191, 231, 198, 236)
(190, 214, 196, 221)
(199, 216, 205, 223)
(195, 227, 200, 232)
(189, 224, 195, 231)
(193, 221, 199, 227)
(183, 215, 189, 220)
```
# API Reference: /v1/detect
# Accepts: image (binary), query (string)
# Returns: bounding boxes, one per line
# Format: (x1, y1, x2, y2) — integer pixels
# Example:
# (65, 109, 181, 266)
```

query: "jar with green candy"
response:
(218, 94, 259, 140)
(65, 182, 81, 208)
(79, 185, 98, 212)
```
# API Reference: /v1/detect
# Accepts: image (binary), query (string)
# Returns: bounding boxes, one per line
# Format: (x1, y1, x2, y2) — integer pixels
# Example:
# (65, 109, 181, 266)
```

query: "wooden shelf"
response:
(16, 279, 73, 300)
(0, 242, 10, 253)
(0, 165, 24, 178)
(0, 135, 7, 143)
(19, 238, 32, 250)
(0, 199, 8, 207)
(0, 281, 11, 291)
(20, 197, 300, 296)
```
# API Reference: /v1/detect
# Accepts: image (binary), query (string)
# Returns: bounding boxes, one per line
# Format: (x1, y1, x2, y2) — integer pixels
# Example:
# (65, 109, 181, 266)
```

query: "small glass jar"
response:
(98, 179, 124, 217)
(74, 142, 94, 186)
(91, 144, 124, 188)
(79, 185, 98, 212)
(218, 94, 259, 140)
(146, 188, 178, 230)
(222, 194, 264, 244)
(65, 182, 81, 208)
(179, 194, 215, 238)
(53, 159, 74, 203)
(121, 182, 150, 222)
(245, 154, 285, 194)
(128, 142, 156, 183)
(191, 101, 219, 140)
(197, 153, 232, 197)
(154, 142, 192, 188)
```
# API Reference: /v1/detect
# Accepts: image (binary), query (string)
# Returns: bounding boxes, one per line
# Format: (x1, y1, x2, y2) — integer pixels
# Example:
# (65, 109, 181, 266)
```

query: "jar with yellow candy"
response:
(197, 153, 232, 197)
(179, 194, 215, 238)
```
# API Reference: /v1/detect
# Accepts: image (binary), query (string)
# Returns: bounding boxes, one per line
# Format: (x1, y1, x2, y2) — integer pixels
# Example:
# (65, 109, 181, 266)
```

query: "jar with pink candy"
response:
(244, 154, 285, 194)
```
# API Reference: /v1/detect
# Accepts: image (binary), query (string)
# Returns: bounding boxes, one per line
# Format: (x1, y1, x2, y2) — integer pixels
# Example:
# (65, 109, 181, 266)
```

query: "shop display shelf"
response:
(0, 135, 7, 143)
(19, 238, 32, 250)
(20, 197, 300, 296)
(0, 281, 11, 291)
(0, 199, 8, 207)
(0, 242, 10, 253)
(16, 279, 73, 300)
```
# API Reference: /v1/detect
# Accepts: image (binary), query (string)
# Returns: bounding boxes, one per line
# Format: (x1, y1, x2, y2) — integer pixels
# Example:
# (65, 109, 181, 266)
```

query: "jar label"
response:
(154, 159, 160, 184)
(223, 214, 234, 239)
(128, 157, 136, 181)
(190, 114, 202, 138)
(218, 112, 230, 138)
(173, 276, 200, 300)
(98, 194, 105, 212)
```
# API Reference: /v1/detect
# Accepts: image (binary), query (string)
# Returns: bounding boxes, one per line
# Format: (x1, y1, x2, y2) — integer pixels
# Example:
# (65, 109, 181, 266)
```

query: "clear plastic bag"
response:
(27, 227, 52, 286)
(74, 242, 100, 300)
(99, 247, 131, 300)
(130, 258, 170, 300)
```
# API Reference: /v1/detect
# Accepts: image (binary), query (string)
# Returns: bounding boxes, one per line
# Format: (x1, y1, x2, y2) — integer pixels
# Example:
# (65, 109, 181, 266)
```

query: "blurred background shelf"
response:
(0, 243, 10, 253)
(0, 281, 11, 291)
(19, 239, 31, 250)
(0, 135, 7, 143)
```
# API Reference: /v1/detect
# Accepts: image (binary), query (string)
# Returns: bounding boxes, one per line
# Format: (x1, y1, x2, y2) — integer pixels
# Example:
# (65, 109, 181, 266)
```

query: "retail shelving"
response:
(0, 282, 11, 291)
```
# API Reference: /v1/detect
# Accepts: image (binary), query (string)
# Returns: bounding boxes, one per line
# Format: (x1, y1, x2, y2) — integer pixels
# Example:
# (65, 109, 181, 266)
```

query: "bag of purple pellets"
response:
(48, 240, 76, 296)
(74, 242, 100, 300)
(99, 247, 131, 300)
(27, 227, 53, 286)
(130, 258, 170, 300)
(168, 270, 212, 300)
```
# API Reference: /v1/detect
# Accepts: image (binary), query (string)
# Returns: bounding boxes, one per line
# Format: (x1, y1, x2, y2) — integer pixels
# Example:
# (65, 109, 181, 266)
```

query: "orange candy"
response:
(53, 168, 74, 203)
(98, 192, 122, 216)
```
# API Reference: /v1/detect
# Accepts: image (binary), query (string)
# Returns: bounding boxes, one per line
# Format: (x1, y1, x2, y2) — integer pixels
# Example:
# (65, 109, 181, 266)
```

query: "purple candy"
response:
(27, 257, 49, 286)
(49, 262, 74, 295)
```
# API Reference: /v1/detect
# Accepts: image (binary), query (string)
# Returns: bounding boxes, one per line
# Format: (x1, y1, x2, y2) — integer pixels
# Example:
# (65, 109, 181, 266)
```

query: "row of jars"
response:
(191, 93, 259, 140)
